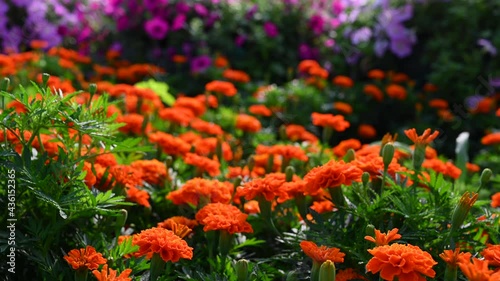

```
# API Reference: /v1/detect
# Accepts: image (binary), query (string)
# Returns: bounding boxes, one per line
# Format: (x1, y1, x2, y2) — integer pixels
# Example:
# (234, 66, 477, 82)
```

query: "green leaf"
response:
(135, 79, 175, 106)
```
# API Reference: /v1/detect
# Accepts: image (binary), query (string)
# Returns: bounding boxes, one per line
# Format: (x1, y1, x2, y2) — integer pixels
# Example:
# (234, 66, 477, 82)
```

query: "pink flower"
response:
(263, 22, 279, 38)
(145, 17, 169, 40)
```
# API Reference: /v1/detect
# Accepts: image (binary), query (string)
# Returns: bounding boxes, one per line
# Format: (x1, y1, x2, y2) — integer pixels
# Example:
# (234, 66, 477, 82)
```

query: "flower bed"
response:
(0, 44, 499, 281)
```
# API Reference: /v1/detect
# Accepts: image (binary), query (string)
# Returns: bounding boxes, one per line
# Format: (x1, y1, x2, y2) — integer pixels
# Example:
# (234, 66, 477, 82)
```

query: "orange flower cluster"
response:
(166, 178, 234, 206)
(366, 244, 437, 281)
(404, 128, 440, 146)
(116, 114, 151, 135)
(367, 69, 385, 80)
(158, 107, 195, 126)
(358, 124, 377, 139)
(422, 159, 462, 179)
(223, 69, 250, 83)
(190, 118, 223, 135)
(148, 132, 191, 156)
(183, 152, 221, 177)
(482, 244, 500, 267)
(256, 144, 309, 162)
(236, 114, 262, 132)
(364, 84, 384, 102)
(428, 98, 449, 109)
(158, 216, 199, 230)
(304, 160, 363, 195)
(491, 192, 500, 208)
(133, 227, 193, 262)
(333, 102, 353, 115)
(352, 154, 408, 180)
(195, 203, 253, 234)
(192, 137, 233, 161)
(333, 75, 354, 88)
(311, 112, 350, 132)
(205, 80, 238, 97)
(249, 104, 273, 117)
(285, 124, 319, 143)
(364, 228, 401, 246)
(300, 240, 345, 264)
(277, 179, 308, 203)
(63, 245, 107, 271)
(332, 139, 361, 157)
(130, 159, 168, 186)
(385, 84, 407, 100)
(235, 172, 298, 201)
(174, 96, 206, 117)
(481, 132, 500, 146)
(92, 265, 132, 281)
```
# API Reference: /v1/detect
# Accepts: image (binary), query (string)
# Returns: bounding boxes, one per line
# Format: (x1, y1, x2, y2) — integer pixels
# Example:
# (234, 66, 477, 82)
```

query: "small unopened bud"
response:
(450, 191, 478, 233)
(285, 166, 295, 182)
(88, 83, 97, 96)
(279, 124, 287, 141)
(362, 172, 370, 187)
(42, 73, 50, 87)
(0, 77, 10, 91)
(233, 176, 242, 190)
(319, 260, 336, 281)
(165, 156, 173, 168)
(365, 224, 375, 237)
(247, 156, 255, 172)
(382, 143, 395, 168)
(478, 168, 493, 191)
(343, 149, 355, 163)
(234, 259, 249, 281)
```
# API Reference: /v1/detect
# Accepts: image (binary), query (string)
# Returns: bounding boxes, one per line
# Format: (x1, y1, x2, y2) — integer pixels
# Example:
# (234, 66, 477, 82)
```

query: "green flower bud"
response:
(478, 168, 493, 192)
(247, 156, 255, 172)
(365, 224, 375, 237)
(88, 83, 97, 95)
(382, 143, 395, 168)
(343, 148, 355, 163)
(1, 77, 10, 91)
(362, 172, 370, 187)
(318, 260, 336, 281)
(234, 259, 249, 281)
(285, 166, 295, 182)
(42, 73, 50, 87)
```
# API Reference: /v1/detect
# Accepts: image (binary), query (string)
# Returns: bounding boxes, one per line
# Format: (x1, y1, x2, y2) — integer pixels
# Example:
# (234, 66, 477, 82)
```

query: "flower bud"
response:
(279, 124, 287, 141)
(362, 172, 370, 187)
(478, 168, 493, 191)
(234, 259, 249, 281)
(450, 191, 478, 234)
(382, 143, 395, 168)
(365, 224, 375, 237)
(247, 155, 255, 172)
(42, 73, 50, 87)
(343, 148, 355, 163)
(0, 77, 10, 91)
(165, 156, 173, 168)
(88, 83, 97, 96)
(318, 260, 336, 281)
(285, 166, 295, 182)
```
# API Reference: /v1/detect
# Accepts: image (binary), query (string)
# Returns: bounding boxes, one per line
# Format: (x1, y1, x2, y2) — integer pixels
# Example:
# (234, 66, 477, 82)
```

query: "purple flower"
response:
(245, 5, 258, 20)
(235, 34, 246, 46)
(182, 42, 193, 56)
(194, 4, 208, 17)
(374, 40, 388, 57)
(332, 0, 344, 15)
(464, 95, 484, 111)
(144, 17, 169, 40)
(350, 27, 372, 45)
(190, 55, 212, 74)
(176, 2, 190, 14)
(390, 38, 412, 58)
(490, 77, 500, 88)
(172, 14, 186, 31)
(117, 16, 129, 31)
(263, 22, 279, 38)
(324, 38, 335, 48)
(309, 14, 325, 35)
(298, 44, 319, 60)
(478, 39, 497, 56)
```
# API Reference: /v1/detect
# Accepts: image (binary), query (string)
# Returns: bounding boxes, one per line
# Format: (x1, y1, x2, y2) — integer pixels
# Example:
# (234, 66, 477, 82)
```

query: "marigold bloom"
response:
(390, 72, 409, 83)
(310, 200, 335, 214)
(386, 84, 407, 100)
(333, 102, 353, 115)
(257, 144, 309, 162)
(496, 108, 500, 117)
(358, 124, 377, 139)
(108, 164, 144, 188)
(158, 216, 198, 230)
(148, 132, 191, 156)
(276, 179, 308, 203)
(158, 107, 195, 126)
(236, 172, 298, 201)
(300, 240, 345, 264)
(473, 97, 495, 114)
(195, 203, 253, 234)
(336, 268, 367, 281)
(116, 114, 150, 135)
(183, 153, 221, 177)
(481, 132, 500, 145)
(367, 69, 385, 80)
(352, 154, 408, 180)
(333, 75, 354, 88)
(332, 139, 361, 157)
(423, 83, 438, 92)
(244, 200, 261, 214)
(404, 128, 439, 146)
(439, 248, 472, 268)
(366, 244, 437, 281)
(172, 54, 187, 64)
(83, 162, 97, 189)
(64, 245, 107, 270)
(491, 192, 500, 208)
(166, 178, 234, 206)
(308, 65, 329, 79)
(92, 264, 132, 281)
(286, 124, 319, 143)
(482, 244, 500, 267)
(466, 162, 481, 173)
(205, 80, 237, 97)
(214, 56, 229, 68)
(422, 159, 462, 179)
(298, 60, 320, 73)
(133, 227, 193, 262)
(457, 258, 500, 281)
(236, 114, 262, 132)
(190, 118, 224, 135)
(364, 228, 401, 246)
(363, 84, 384, 102)
(130, 159, 168, 186)
(428, 98, 449, 109)
(126, 186, 151, 208)
(249, 104, 273, 117)
(304, 160, 363, 195)
(195, 94, 218, 108)
(223, 69, 251, 83)
(193, 137, 233, 161)
(311, 112, 350, 132)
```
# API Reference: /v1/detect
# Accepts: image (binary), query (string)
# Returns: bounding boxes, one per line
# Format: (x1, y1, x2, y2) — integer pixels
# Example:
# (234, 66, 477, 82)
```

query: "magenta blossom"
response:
(145, 17, 169, 40)
(191, 55, 212, 74)
(263, 22, 278, 38)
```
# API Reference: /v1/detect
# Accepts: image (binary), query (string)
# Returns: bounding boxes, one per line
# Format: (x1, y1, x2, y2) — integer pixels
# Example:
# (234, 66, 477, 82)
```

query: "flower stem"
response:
(150, 253, 166, 281)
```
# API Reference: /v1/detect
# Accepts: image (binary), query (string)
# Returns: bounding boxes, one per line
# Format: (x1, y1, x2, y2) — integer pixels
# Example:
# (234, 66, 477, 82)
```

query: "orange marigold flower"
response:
(257, 144, 309, 162)
(130, 159, 168, 186)
(389, 72, 409, 83)
(195, 94, 218, 108)
(363, 84, 384, 102)
(30, 40, 49, 49)
(195, 203, 253, 234)
(244, 200, 261, 214)
(166, 178, 233, 206)
(236, 114, 261, 132)
(311, 112, 350, 132)
(190, 118, 224, 135)
(183, 153, 221, 177)
(205, 80, 237, 97)
(422, 159, 462, 179)
(174, 96, 206, 116)
(214, 56, 229, 68)
(473, 97, 495, 114)
(428, 98, 449, 109)
(366, 244, 437, 281)
(358, 124, 377, 139)
(367, 69, 385, 80)
(310, 200, 335, 214)
(172, 54, 187, 64)
(92, 264, 132, 281)
(364, 228, 401, 246)
(336, 268, 367, 281)
(116, 114, 150, 135)
(333, 75, 354, 88)
(482, 244, 500, 267)
(404, 128, 440, 146)
(496, 108, 500, 117)
(386, 84, 407, 100)
(298, 60, 320, 73)
(109, 164, 144, 188)
(223, 69, 250, 83)
(304, 160, 363, 195)
(491, 192, 500, 208)
(439, 248, 472, 268)
(457, 257, 499, 281)
(332, 138, 361, 157)
(308, 65, 329, 79)
(481, 132, 500, 145)
(300, 240, 345, 264)
(423, 83, 438, 92)
(466, 162, 481, 173)
(133, 227, 193, 262)
(352, 154, 408, 180)
(158, 107, 195, 126)
(126, 186, 151, 208)
(249, 104, 273, 117)
(236, 172, 298, 201)
(276, 179, 308, 203)
(83, 162, 97, 189)
(193, 137, 233, 161)
(333, 102, 353, 115)
(286, 124, 318, 143)
(156, 220, 192, 239)
(64, 245, 107, 270)
(158, 216, 198, 230)
(148, 132, 191, 156)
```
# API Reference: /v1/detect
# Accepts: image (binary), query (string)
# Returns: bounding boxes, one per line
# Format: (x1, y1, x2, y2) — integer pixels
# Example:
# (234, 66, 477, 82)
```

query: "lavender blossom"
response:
(477, 39, 497, 56)
(144, 17, 169, 40)
(263, 22, 279, 38)
(190, 55, 212, 74)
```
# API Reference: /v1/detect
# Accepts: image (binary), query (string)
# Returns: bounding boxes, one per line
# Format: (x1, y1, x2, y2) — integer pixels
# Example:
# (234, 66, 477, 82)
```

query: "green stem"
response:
(75, 268, 88, 281)
(150, 253, 166, 281)
(444, 265, 458, 281)
(311, 261, 321, 281)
